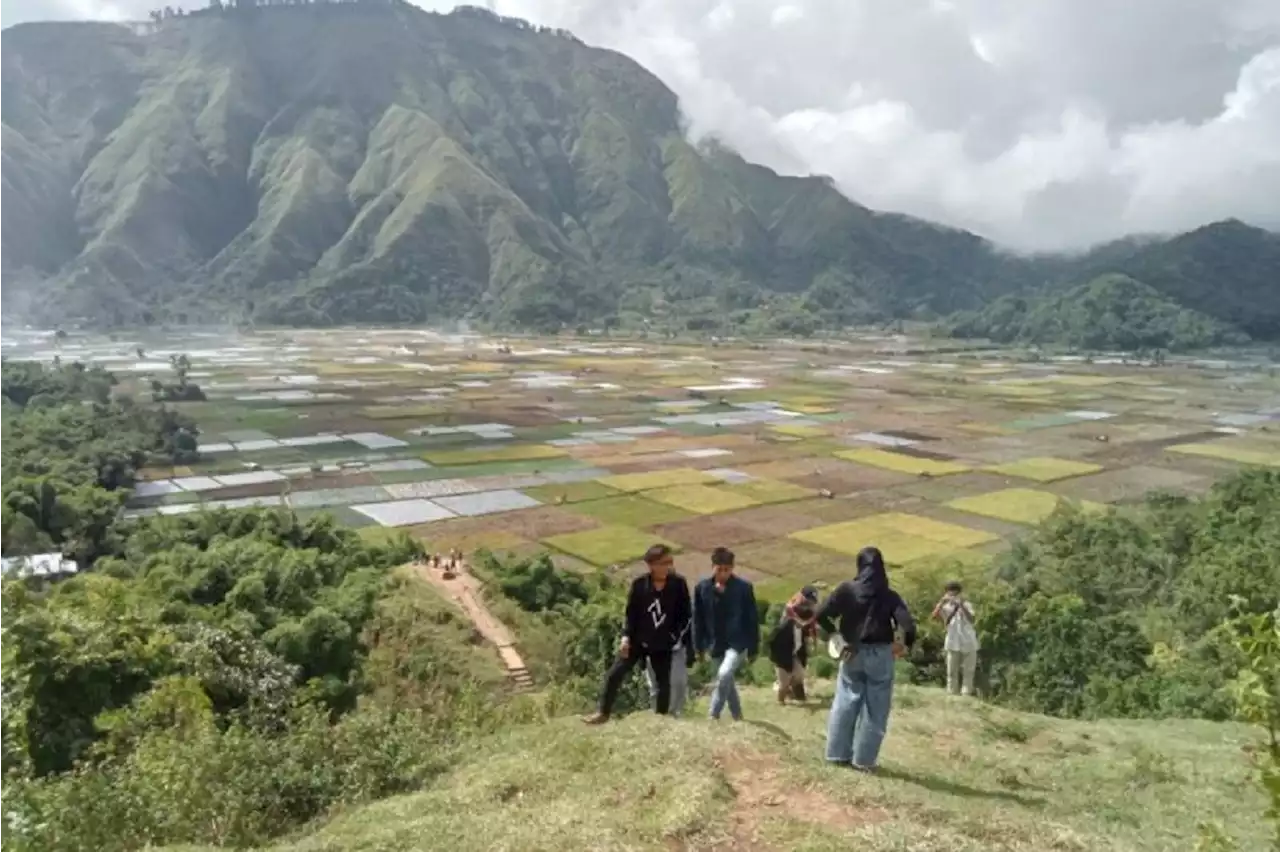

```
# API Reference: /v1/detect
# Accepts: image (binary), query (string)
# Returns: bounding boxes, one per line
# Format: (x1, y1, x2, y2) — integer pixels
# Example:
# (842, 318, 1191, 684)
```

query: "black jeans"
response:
(599, 648, 674, 715)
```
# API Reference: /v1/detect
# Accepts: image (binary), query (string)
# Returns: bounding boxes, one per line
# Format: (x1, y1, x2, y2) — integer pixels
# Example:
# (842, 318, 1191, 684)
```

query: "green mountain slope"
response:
(945, 272, 1251, 351)
(1, 4, 1276, 335)
(172, 686, 1266, 852)
(0, 4, 1062, 331)
(1066, 221, 1280, 339)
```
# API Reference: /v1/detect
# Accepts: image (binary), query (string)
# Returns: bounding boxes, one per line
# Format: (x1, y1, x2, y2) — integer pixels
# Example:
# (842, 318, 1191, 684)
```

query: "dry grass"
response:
(946, 488, 1109, 525)
(599, 468, 721, 492)
(645, 484, 763, 515)
(248, 685, 1269, 852)
(1166, 442, 1280, 467)
(724, 479, 816, 505)
(986, 456, 1105, 483)
(568, 495, 694, 527)
(542, 525, 680, 567)
(834, 447, 971, 477)
(790, 512, 997, 564)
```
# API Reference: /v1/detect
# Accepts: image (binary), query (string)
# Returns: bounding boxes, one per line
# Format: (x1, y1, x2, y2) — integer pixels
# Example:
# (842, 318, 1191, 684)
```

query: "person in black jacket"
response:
(584, 544, 692, 725)
(816, 546, 916, 772)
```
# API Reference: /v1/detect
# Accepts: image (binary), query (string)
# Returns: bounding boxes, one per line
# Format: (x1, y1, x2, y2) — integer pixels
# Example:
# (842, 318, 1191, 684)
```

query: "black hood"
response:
(851, 546, 889, 600)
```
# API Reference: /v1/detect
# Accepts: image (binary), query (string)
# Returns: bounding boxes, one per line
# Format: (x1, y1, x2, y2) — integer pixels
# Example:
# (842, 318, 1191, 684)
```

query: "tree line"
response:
(141, 0, 584, 46)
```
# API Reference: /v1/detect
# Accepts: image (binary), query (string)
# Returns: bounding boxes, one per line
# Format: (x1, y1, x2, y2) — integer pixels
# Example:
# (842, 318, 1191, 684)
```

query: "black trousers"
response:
(598, 648, 674, 715)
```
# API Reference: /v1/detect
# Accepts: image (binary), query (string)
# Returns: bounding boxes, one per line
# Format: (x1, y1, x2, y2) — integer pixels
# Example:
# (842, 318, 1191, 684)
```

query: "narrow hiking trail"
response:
(413, 561, 535, 691)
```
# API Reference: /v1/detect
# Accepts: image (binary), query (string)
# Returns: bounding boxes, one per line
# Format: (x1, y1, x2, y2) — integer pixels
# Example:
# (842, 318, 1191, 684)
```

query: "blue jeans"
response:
(825, 644, 895, 767)
(709, 649, 745, 721)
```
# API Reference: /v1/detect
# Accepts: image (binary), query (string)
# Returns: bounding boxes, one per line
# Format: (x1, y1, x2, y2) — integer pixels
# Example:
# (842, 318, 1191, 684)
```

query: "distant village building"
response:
(0, 553, 80, 581)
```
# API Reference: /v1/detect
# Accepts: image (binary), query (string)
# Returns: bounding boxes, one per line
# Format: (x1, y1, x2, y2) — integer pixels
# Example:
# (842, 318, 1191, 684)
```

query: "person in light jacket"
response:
(693, 547, 759, 722)
(932, 580, 979, 696)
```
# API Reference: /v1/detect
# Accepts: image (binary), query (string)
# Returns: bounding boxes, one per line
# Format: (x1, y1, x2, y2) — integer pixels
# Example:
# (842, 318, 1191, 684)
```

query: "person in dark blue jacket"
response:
(693, 547, 759, 721)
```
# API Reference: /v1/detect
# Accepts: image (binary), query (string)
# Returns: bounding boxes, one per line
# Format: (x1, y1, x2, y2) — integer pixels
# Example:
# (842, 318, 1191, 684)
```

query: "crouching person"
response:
(769, 596, 817, 704)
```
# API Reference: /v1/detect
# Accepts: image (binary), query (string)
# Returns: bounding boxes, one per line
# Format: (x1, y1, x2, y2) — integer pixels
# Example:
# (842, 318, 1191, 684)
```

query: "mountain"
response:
(944, 272, 1250, 352)
(1, 3, 1276, 337)
(1062, 220, 1280, 339)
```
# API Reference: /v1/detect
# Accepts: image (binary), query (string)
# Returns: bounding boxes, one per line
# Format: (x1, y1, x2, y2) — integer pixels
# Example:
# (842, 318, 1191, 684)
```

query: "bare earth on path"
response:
(412, 561, 534, 689)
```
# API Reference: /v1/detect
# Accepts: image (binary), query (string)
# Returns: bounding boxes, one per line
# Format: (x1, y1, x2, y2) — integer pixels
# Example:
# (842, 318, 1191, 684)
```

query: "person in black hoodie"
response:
(584, 544, 692, 725)
(816, 546, 916, 772)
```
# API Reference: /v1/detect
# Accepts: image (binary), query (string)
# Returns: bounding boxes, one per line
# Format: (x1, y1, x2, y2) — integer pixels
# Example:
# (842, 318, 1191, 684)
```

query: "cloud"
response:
(5, 0, 1278, 251)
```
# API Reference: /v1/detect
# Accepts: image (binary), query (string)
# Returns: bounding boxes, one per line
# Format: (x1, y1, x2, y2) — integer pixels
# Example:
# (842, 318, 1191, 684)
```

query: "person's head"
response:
(711, 547, 735, 584)
(644, 544, 674, 581)
(854, 546, 888, 594)
(800, 585, 819, 604)
(944, 580, 962, 597)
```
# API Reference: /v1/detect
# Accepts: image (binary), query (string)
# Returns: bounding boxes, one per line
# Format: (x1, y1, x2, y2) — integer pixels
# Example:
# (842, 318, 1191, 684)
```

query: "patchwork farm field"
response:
(8, 328, 1278, 602)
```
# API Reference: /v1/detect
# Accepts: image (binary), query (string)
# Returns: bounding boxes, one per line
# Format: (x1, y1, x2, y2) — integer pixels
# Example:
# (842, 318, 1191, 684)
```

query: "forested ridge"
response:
(2, 3, 1278, 341)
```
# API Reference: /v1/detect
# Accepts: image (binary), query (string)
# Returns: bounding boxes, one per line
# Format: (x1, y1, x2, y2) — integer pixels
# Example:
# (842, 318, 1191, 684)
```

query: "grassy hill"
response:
(2, 3, 1277, 337)
(184, 684, 1268, 852)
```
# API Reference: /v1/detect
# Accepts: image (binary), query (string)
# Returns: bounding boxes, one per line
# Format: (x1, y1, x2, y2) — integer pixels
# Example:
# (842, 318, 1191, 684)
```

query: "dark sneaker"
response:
(582, 712, 610, 725)
(850, 764, 878, 775)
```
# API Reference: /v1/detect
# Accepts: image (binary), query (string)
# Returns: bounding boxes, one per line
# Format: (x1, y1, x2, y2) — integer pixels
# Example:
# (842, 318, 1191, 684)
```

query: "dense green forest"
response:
(2, 360, 1277, 850)
(943, 273, 1251, 352)
(3, 4, 1278, 338)
(1, 360, 524, 851)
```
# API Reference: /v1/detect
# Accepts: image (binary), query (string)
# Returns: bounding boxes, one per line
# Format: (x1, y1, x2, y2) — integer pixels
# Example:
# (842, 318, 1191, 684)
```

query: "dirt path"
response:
(413, 561, 534, 690)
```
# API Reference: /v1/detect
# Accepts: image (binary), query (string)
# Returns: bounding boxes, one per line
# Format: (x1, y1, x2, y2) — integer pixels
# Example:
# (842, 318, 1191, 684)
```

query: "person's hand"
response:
(891, 641, 907, 660)
(619, 637, 631, 657)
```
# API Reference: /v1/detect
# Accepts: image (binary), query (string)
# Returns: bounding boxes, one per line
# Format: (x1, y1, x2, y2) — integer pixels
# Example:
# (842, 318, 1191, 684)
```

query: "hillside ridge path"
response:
(412, 560, 534, 690)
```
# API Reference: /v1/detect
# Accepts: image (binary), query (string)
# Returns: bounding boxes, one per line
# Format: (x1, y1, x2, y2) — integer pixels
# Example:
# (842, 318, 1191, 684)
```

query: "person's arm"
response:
(674, 576, 693, 649)
(892, 592, 918, 648)
(692, 582, 708, 653)
(931, 598, 945, 620)
(621, 578, 642, 652)
(816, 583, 849, 635)
(744, 581, 760, 658)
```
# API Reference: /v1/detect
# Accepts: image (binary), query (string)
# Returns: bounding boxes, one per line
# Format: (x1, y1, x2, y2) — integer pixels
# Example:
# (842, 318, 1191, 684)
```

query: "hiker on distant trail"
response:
(932, 580, 979, 697)
(584, 544, 692, 725)
(769, 586, 819, 704)
(693, 547, 759, 722)
(817, 546, 916, 774)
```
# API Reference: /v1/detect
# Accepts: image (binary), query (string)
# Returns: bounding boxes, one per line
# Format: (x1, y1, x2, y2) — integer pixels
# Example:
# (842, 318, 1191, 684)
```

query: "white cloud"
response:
(4, 0, 1278, 250)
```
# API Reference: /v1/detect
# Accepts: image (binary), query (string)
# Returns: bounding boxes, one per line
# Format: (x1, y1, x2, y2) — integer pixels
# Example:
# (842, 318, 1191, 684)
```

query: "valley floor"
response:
(220, 684, 1265, 852)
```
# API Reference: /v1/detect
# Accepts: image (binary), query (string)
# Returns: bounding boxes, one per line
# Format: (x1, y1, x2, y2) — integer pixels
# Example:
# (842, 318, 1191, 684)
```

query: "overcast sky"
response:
(4, 0, 1279, 251)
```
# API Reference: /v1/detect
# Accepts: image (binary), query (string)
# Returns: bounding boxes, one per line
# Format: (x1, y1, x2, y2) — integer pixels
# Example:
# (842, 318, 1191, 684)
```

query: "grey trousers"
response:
(646, 652, 689, 717)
